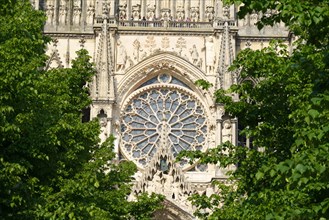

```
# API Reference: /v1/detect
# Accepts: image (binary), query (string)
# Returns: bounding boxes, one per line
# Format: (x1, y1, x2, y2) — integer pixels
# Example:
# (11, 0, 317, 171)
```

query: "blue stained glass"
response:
(121, 87, 207, 168)
(169, 134, 179, 144)
(142, 144, 152, 154)
(172, 122, 183, 128)
(159, 74, 170, 83)
(165, 100, 171, 109)
(150, 100, 158, 112)
(149, 115, 158, 124)
(134, 99, 142, 107)
(169, 115, 178, 124)
(183, 130, 197, 137)
(145, 122, 156, 128)
(170, 100, 179, 111)
(145, 129, 156, 135)
(181, 135, 194, 143)
(137, 141, 147, 148)
(132, 135, 145, 142)
(197, 135, 205, 143)
(182, 123, 196, 129)
(133, 150, 140, 158)
(171, 129, 183, 136)
(196, 117, 205, 124)
(131, 129, 144, 135)
(149, 135, 158, 143)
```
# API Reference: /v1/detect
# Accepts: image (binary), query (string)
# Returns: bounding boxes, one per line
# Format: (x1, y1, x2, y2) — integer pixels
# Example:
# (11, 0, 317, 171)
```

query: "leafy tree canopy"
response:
(178, 0, 329, 219)
(0, 1, 163, 219)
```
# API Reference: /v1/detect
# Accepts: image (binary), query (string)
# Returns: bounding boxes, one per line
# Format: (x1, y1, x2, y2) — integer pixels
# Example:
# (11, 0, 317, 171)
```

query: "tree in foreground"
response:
(0, 1, 162, 219)
(178, 0, 329, 219)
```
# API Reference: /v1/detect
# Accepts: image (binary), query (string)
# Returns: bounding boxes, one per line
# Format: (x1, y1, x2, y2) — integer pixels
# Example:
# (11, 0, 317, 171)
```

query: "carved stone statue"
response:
(206, 37, 215, 73)
(223, 5, 230, 20)
(190, 45, 199, 64)
(250, 10, 259, 25)
(46, 4, 54, 25)
(116, 40, 127, 71)
(205, 6, 214, 22)
(132, 4, 141, 20)
(146, 4, 155, 21)
(99, 118, 108, 143)
(118, 4, 127, 20)
(73, 1, 82, 26)
(59, 0, 68, 25)
(86, 4, 95, 25)
(190, 7, 199, 22)
(222, 120, 232, 143)
(176, 5, 185, 21)
(133, 39, 141, 62)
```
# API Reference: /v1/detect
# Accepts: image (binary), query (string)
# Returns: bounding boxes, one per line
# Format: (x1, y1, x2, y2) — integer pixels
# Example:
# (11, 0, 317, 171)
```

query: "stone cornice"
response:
(44, 32, 95, 39)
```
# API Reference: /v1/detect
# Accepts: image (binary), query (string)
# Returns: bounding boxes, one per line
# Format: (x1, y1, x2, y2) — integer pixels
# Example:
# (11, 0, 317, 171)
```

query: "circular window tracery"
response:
(121, 80, 208, 169)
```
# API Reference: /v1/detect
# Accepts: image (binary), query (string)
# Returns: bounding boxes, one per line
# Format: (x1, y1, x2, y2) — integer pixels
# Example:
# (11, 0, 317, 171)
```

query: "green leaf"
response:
(308, 109, 319, 118)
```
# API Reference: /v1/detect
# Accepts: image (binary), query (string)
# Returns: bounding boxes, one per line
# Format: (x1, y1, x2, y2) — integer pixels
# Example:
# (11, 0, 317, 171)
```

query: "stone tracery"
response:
(120, 74, 208, 169)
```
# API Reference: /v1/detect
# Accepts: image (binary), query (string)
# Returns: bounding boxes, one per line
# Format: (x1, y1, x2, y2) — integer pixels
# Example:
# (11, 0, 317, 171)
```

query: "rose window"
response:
(120, 74, 207, 169)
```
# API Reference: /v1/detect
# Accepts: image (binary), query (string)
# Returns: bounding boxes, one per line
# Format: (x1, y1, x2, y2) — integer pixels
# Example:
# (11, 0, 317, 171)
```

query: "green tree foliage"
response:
(178, 0, 329, 219)
(0, 1, 163, 219)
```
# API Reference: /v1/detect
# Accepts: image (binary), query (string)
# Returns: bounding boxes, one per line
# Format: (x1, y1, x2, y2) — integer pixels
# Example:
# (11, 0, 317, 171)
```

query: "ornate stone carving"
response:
(79, 37, 85, 48)
(99, 118, 108, 143)
(73, 0, 82, 25)
(190, 6, 199, 22)
(145, 36, 156, 53)
(86, 4, 95, 25)
(176, 5, 185, 21)
(223, 5, 230, 20)
(217, 105, 225, 120)
(133, 39, 141, 62)
(250, 10, 259, 25)
(45, 3, 55, 25)
(206, 37, 215, 73)
(205, 6, 215, 22)
(161, 37, 170, 50)
(117, 4, 126, 20)
(116, 40, 127, 71)
(132, 4, 141, 20)
(189, 45, 199, 64)
(175, 37, 186, 56)
(146, 4, 155, 20)
(59, 0, 68, 25)
(102, 1, 110, 18)
(161, 9, 170, 21)
(222, 120, 232, 143)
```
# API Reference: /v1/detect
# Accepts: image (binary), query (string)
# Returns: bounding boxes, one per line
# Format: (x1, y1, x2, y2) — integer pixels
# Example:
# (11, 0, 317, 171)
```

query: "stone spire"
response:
(216, 21, 235, 90)
(94, 1, 115, 101)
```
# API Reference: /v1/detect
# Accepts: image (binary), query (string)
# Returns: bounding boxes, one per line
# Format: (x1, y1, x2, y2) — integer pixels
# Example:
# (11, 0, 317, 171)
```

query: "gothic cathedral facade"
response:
(32, 0, 290, 218)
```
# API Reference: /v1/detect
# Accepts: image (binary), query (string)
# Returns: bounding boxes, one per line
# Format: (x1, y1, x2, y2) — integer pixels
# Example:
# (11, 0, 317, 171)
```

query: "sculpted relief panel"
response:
(115, 35, 216, 73)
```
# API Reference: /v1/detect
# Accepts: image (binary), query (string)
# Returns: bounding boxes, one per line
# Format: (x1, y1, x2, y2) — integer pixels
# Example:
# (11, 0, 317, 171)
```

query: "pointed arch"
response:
(117, 52, 213, 107)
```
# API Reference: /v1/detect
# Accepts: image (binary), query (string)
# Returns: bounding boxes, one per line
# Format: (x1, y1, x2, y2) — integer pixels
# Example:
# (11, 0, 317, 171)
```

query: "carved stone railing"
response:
(118, 20, 213, 29)
(214, 20, 237, 27)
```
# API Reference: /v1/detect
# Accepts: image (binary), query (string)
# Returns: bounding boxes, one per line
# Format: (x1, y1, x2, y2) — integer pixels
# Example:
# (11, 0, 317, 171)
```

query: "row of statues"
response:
(119, 4, 215, 22)
(45, 1, 95, 26)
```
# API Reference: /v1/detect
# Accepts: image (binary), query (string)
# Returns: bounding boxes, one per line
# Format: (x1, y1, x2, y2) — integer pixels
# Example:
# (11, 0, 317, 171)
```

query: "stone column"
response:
(156, 0, 160, 19)
(170, 0, 175, 18)
(141, 0, 146, 18)
(127, 0, 132, 19)
(184, 0, 190, 19)
(231, 118, 238, 146)
(199, 0, 204, 21)
(216, 119, 222, 145)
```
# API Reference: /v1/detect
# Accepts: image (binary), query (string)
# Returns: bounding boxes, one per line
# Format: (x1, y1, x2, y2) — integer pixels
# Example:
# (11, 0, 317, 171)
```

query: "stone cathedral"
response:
(31, 0, 290, 218)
